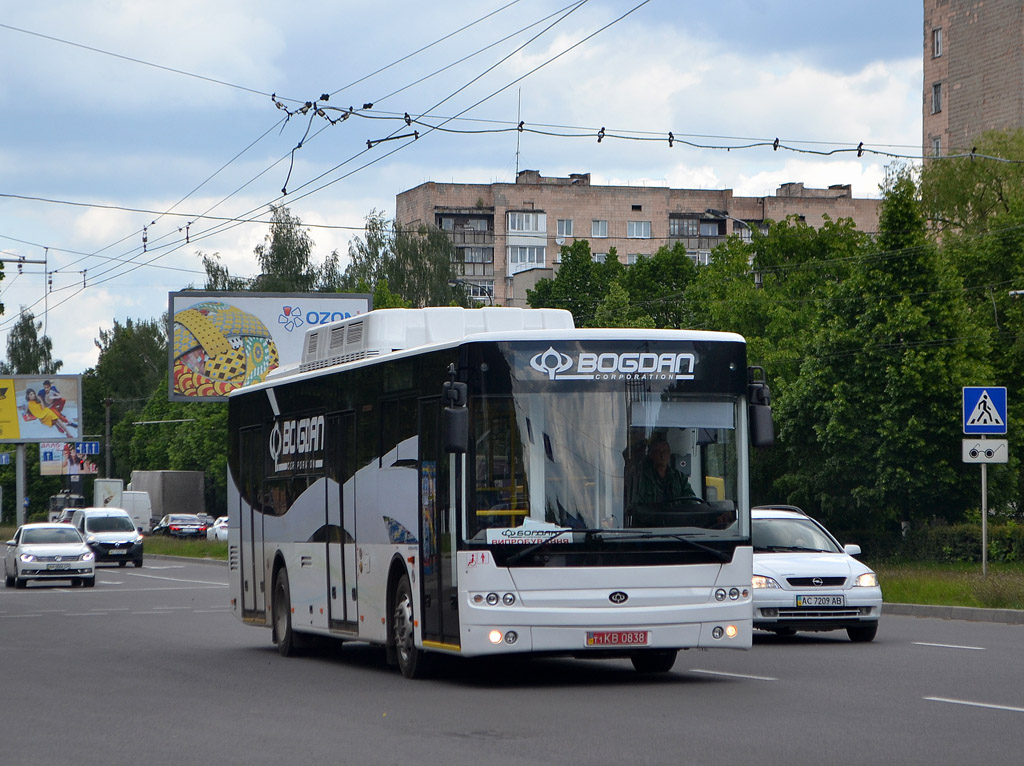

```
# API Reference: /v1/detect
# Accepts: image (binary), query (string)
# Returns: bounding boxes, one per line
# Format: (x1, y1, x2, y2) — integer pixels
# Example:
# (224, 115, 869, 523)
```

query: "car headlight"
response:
(752, 575, 782, 589)
(83, 552, 95, 561)
(855, 572, 879, 587)
(19, 553, 37, 563)
(86, 535, 98, 544)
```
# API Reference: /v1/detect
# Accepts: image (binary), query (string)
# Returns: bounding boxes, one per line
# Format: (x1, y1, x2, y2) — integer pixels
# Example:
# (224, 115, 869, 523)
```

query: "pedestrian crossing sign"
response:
(963, 387, 1007, 435)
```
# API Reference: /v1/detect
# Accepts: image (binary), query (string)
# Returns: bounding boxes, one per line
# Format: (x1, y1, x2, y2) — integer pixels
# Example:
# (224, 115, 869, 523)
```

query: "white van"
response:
(70, 508, 144, 568)
(120, 491, 153, 532)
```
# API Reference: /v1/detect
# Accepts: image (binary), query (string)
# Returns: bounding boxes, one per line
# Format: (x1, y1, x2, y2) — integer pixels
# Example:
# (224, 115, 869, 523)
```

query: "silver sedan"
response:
(4, 523, 96, 588)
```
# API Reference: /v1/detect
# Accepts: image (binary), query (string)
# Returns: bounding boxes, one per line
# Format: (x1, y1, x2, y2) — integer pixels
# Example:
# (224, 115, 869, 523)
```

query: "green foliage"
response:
(342, 210, 468, 307)
(0, 310, 61, 375)
(526, 240, 623, 324)
(900, 523, 1024, 564)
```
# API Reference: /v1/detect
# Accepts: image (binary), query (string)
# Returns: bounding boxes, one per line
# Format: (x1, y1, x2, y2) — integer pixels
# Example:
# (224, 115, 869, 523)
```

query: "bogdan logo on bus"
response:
(529, 347, 696, 381)
(268, 415, 325, 472)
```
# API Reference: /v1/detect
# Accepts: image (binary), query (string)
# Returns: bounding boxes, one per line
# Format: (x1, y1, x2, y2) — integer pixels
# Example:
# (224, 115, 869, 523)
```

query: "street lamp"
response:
(705, 208, 762, 288)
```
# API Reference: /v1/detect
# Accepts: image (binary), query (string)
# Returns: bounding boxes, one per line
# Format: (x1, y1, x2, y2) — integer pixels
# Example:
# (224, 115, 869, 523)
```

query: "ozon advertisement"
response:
(168, 291, 371, 401)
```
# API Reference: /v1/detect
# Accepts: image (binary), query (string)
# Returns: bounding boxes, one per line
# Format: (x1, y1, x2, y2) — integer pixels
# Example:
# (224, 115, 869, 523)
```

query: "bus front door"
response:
(326, 412, 358, 631)
(239, 427, 265, 620)
(419, 398, 460, 647)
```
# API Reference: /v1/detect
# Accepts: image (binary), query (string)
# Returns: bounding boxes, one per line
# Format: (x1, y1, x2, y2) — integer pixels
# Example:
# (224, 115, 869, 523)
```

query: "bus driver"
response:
(634, 434, 695, 505)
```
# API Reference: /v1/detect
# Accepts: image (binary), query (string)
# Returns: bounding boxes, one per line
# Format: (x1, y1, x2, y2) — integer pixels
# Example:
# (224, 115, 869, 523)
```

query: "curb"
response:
(884, 602, 1024, 625)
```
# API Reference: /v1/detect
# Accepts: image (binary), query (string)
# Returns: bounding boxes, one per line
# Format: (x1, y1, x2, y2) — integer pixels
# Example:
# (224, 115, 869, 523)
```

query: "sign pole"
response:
(15, 444, 25, 527)
(981, 458, 988, 577)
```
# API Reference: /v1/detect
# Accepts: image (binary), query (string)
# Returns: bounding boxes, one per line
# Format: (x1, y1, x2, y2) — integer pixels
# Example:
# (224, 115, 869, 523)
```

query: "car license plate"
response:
(797, 594, 845, 607)
(46, 563, 71, 570)
(586, 630, 650, 647)
(109, 549, 126, 555)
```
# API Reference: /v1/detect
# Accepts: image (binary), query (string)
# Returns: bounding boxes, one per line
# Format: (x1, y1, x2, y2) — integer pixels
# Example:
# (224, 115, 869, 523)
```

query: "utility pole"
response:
(104, 397, 113, 477)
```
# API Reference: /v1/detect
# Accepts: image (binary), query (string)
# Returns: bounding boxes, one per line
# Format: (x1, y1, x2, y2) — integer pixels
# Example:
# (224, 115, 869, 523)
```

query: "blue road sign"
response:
(963, 387, 1007, 435)
(76, 441, 100, 455)
(0, 453, 9, 465)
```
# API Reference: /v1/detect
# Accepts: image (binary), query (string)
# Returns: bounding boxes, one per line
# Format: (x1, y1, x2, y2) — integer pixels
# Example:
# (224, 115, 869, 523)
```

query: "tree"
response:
(526, 240, 623, 325)
(0, 309, 61, 374)
(342, 211, 469, 307)
(198, 205, 343, 293)
(780, 166, 986, 531)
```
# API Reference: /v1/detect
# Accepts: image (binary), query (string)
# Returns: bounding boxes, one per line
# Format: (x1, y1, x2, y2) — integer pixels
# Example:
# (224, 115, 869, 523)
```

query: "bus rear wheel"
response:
(391, 573, 429, 679)
(630, 649, 678, 673)
(272, 567, 303, 657)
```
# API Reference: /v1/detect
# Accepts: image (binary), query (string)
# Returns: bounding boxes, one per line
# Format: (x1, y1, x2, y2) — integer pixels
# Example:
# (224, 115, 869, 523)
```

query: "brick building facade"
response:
(923, 0, 1024, 157)
(396, 170, 881, 307)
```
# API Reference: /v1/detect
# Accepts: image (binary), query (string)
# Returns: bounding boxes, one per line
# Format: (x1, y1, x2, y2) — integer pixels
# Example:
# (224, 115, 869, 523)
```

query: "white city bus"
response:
(227, 307, 773, 678)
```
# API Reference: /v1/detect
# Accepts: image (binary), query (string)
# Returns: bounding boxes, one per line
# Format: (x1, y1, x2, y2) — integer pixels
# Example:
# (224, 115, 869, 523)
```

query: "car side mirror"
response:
(5, 539, 15, 546)
(843, 543, 862, 556)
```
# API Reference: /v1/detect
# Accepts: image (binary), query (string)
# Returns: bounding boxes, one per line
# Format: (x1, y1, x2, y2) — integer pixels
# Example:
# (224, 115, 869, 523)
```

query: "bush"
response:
(897, 522, 1024, 563)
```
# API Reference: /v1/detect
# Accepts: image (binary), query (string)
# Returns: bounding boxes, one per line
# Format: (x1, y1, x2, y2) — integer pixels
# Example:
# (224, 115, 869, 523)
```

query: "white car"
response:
(207, 516, 228, 542)
(4, 522, 96, 588)
(751, 506, 881, 642)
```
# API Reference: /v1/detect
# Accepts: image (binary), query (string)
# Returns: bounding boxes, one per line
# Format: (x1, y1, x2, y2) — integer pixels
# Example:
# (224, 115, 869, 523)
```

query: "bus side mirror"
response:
(748, 367, 774, 449)
(444, 406, 468, 454)
(442, 380, 469, 453)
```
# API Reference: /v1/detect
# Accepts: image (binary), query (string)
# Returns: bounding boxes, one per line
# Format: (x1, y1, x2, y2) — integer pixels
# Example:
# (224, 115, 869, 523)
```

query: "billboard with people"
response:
(0, 374, 83, 443)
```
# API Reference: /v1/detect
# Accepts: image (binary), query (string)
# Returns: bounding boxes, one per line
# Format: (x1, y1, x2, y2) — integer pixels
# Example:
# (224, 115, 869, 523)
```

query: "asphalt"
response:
(147, 555, 1024, 626)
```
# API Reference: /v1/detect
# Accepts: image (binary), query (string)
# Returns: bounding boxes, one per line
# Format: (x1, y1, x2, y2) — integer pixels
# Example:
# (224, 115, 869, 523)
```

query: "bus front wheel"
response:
(272, 567, 302, 657)
(391, 573, 430, 679)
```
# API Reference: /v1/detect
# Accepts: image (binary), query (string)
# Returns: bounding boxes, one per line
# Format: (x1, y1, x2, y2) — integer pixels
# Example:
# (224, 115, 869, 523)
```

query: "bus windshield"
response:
(467, 390, 745, 542)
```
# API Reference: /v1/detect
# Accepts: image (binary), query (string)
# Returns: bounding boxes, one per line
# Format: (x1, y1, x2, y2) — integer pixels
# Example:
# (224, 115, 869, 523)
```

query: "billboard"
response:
(40, 442, 100, 476)
(168, 291, 371, 401)
(0, 374, 83, 443)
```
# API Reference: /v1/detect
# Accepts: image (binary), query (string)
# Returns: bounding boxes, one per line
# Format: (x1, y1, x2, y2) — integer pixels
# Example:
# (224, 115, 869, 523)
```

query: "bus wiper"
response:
(593, 529, 730, 562)
(504, 527, 580, 565)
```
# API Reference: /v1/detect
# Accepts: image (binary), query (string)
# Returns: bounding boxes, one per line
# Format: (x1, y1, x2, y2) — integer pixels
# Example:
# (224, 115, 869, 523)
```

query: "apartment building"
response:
(924, 0, 1024, 157)
(395, 170, 881, 307)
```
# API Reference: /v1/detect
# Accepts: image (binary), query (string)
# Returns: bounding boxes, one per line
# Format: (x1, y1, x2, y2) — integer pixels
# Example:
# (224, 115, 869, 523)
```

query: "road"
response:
(2, 560, 1023, 766)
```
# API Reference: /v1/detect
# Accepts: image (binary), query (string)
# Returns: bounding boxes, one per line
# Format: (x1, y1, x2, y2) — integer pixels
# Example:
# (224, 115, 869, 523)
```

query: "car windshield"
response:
(752, 517, 842, 553)
(85, 516, 134, 532)
(22, 527, 83, 545)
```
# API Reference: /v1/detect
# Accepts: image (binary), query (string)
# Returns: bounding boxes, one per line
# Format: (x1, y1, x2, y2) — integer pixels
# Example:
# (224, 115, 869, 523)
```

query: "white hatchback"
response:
(4, 522, 96, 588)
(751, 506, 881, 642)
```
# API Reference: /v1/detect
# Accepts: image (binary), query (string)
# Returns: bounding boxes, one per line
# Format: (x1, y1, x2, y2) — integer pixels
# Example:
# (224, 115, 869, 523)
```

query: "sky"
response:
(0, 0, 924, 373)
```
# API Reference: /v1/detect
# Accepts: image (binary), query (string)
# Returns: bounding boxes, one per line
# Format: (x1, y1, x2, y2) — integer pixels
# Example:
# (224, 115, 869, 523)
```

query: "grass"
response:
(873, 560, 1024, 610)
(3, 523, 1021, 608)
(1, 524, 228, 561)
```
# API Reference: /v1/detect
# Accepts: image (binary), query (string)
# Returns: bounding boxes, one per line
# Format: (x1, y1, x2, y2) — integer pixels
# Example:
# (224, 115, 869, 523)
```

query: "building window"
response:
(557, 219, 573, 237)
(592, 253, 607, 263)
(508, 245, 545, 269)
(466, 280, 494, 301)
(627, 221, 651, 239)
(465, 218, 488, 232)
(440, 217, 454, 231)
(700, 221, 723, 237)
(626, 253, 648, 265)
(670, 217, 700, 237)
(592, 220, 608, 238)
(463, 247, 493, 263)
(932, 82, 942, 114)
(733, 222, 752, 242)
(508, 212, 543, 232)
(932, 136, 941, 157)
(689, 250, 711, 266)
(932, 27, 943, 58)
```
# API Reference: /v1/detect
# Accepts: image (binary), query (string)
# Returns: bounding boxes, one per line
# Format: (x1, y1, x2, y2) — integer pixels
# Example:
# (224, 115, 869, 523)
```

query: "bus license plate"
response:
(586, 630, 650, 647)
(797, 595, 845, 607)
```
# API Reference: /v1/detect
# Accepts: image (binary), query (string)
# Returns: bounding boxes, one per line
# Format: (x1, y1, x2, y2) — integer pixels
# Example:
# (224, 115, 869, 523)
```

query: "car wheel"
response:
(772, 627, 797, 637)
(15, 577, 27, 589)
(118, 561, 127, 568)
(630, 649, 678, 673)
(83, 577, 95, 588)
(70, 578, 82, 587)
(847, 624, 877, 642)
(272, 567, 304, 657)
(134, 559, 143, 568)
(4, 565, 13, 588)
(391, 573, 430, 679)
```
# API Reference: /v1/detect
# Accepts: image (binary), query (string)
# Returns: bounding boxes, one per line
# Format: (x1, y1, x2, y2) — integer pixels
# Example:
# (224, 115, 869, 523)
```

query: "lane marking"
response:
(120, 572, 226, 586)
(925, 696, 1024, 714)
(913, 642, 985, 651)
(690, 668, 778, 681)
(0, 613, 43, 618)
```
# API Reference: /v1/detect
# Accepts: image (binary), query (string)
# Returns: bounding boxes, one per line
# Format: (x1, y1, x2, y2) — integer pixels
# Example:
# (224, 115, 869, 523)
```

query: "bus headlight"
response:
(485, 593, 499, 606)
(488, 630, 503, 644)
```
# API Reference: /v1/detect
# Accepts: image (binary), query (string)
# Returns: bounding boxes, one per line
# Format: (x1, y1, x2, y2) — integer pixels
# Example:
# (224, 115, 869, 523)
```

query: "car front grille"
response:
(777, 607, 862, 619)
(36, 554, 86, 562)
(786, 577, 847, 587)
